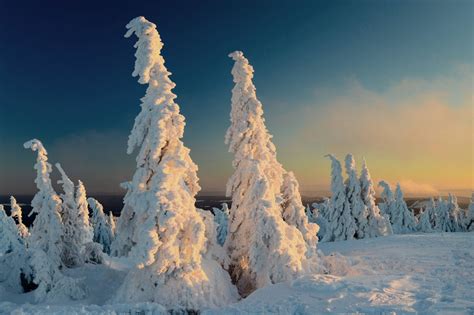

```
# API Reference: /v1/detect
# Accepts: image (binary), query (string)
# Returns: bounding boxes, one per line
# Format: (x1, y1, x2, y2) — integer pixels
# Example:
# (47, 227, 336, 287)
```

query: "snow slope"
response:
(1, 233, 473, 314)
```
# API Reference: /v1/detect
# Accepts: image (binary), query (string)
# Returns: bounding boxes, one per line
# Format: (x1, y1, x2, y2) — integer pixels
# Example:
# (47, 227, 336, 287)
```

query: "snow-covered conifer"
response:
(0, 205, 30, 292)
(434, 197, 450, 232)
(378, 180, 395, 220)
(417, 210, 432, 232)
(9, 196, 29, 238)
(111, 17, 237, 310)
(107, 212, 116, 236)
(213, 203, 229, 246)
(56, 163, 93, 267)
(224, 51, 321, 295)
(24, 139, 85, 301)
(466, 193, 474, 232)
(390, 184, 417, 234)
(359, 160, 392, 237)
(344, 154, 369, 238)
(282, 171, 319, 247)
(322, 154, 356, 242)
(88, 198, 114, 254)
(446, 194, 464, 232)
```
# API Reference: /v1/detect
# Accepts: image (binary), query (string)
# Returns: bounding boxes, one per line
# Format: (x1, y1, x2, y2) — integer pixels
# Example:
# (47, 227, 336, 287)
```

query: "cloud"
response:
(273, 66, 473, 195)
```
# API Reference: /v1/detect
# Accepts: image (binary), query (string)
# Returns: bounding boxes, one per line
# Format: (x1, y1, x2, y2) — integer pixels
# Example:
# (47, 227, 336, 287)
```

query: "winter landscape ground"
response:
(1, 233, 473, 314)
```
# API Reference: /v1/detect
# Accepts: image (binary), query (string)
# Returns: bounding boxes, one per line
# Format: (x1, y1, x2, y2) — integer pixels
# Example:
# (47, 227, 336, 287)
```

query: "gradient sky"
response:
(0, 0, 472, 196)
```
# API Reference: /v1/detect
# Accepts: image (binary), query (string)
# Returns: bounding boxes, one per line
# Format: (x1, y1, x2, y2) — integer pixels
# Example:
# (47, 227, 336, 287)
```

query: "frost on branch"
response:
(10, 196, 29, 238)
(111, 17, 237, 310)
(0, 205, 31, 293)
(359, 159, 392, 237)
(24, 139, 85, 301)
(224, 51, 321, 296)
(322, 154, 356, 242)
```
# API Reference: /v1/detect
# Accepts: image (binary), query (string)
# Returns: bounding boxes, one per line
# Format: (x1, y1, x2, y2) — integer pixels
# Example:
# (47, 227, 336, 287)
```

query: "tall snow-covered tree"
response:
(213, 203, 229, 246)
(224, 51, 320, 295)
(24, 139, 85, 301)
(9, 196, 29, 238)
(0, 205, 31, 292)
(56, 164, 93, 267)
(391, 183, 417, 234)
(88, 198, 114, 254)
(322, 154, 356, 242)
(344, 154, 369, 238)
(359, 160, 392, 237)
(111, 17, 237, 310)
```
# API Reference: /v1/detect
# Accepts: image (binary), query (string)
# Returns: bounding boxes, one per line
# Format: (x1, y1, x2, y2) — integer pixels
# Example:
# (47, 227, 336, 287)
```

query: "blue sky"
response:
(0, 0, 472, 195)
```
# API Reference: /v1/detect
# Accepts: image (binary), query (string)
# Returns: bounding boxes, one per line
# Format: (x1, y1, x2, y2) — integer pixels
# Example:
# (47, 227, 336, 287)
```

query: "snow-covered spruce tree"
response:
(390, 183, 417, 234)
(435, 197, 450, 232)
(111, 17, 237, 310)
(224, 51, 320, 295)
(378, 180, 395, 220)
(56, 164, 93, 267)
(88, 198, 114, 254)
(0, 205, 31, 292)
(344, 154, 369, 238)
(10, 196, 29, 238)
(309, 201, 330, 240)
(417, 206, 433, 233)
(282, 171, 319, 247)
(418, 198, 437, 232)
(213, 203, 229, 246)
(107, 212, 116, 235)
(322, 154, 356, 242)
(359, 160, 392, 237)
(446, 193, 464, 232)
(24, 139, 85, 301)
(466, 193, 474, 232)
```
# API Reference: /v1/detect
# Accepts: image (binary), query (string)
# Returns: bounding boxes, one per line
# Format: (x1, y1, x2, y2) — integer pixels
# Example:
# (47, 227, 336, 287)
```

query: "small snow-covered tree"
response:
(56, 163, 93, 267)
(281, 171, 319, 247)
(0, 205, 31, 292)
(446, 194, 464, 232)
(434, 197, 450, 232)
(466, 193, 474, 232)
(10, 196, 29, 238)
(88, 198, 114, 254)
(378, 180, 395, 220)
(344, 154, 369, 238)
(418, 198, 437, 232)
(417, 206, 434, 233)
(24, 139, 85, 301)
(111, 17, 237, 310)
(310, 200, 330, 240)
(107, 212, 116, 236)
(224, 51, 321, 295)
(322, 155, 356, 242)
(390, 183, 417, 234)
(213, 203, 229, 246)
(359, 160, 392, 237)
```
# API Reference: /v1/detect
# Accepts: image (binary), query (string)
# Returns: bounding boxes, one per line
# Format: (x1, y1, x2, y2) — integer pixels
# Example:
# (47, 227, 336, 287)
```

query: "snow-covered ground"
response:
(1, 233, 473, 314)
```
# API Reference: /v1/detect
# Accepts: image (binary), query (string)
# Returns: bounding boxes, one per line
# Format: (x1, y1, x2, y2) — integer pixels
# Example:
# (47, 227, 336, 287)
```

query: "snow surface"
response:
(2, 232, 472, 314)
